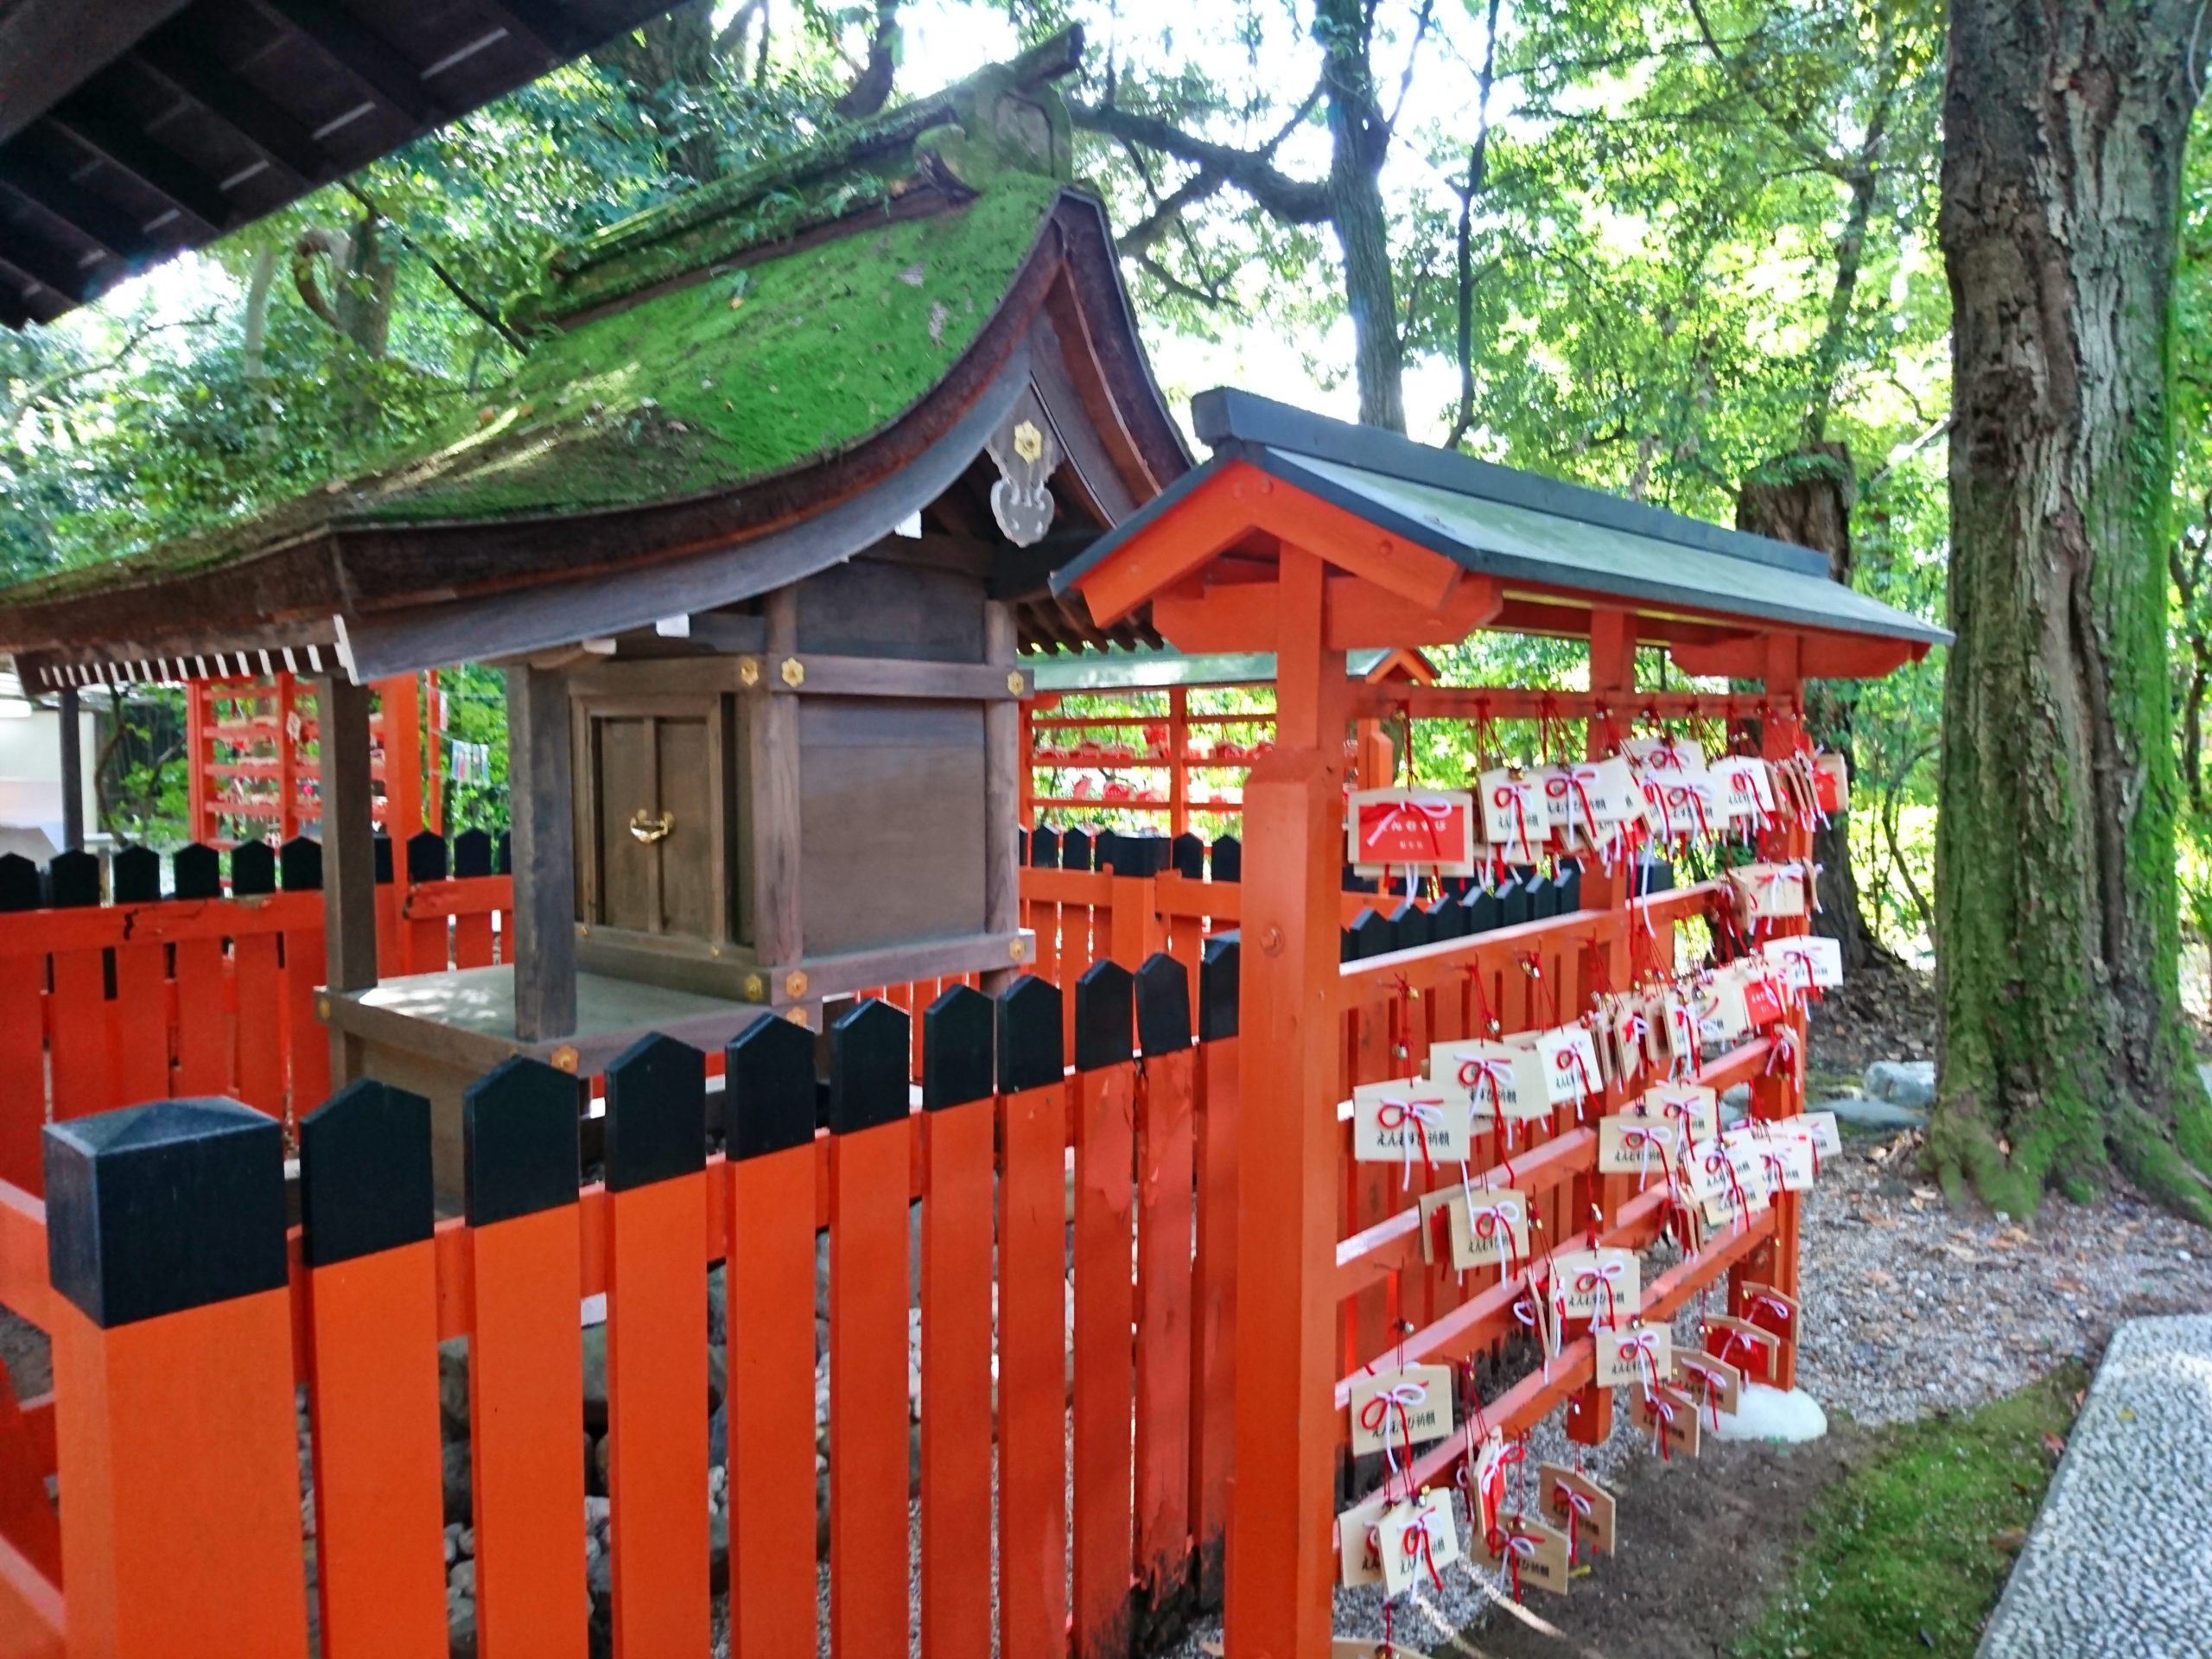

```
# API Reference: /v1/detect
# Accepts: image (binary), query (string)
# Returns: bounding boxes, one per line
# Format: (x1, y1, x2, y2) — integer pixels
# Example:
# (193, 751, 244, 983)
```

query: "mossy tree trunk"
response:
(1738, 444, 1887, 974)
(1934, 0, 2212, 1222)
(1313, 0, 1406, 433)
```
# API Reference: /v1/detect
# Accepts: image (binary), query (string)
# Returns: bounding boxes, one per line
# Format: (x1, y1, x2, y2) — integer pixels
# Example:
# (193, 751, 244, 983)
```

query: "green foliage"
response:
(1734, 1365, 2084, 1659)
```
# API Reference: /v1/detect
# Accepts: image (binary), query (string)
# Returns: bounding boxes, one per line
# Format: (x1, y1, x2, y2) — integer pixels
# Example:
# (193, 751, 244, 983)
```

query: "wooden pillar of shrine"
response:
(1224, 545, 1349, 1659)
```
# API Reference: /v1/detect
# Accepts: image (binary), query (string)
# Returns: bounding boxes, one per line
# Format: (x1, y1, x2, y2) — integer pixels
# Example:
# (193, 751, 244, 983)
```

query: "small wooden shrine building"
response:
(0, 30, 1186, 1186)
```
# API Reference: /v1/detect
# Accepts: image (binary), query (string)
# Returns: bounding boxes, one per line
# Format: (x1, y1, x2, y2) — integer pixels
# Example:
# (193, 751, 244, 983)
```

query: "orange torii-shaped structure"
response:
(1054, 388, 1944, 1657)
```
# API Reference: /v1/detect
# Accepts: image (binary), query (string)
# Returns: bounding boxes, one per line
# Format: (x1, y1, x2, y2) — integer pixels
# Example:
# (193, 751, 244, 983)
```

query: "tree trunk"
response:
(1737, 443, 1889, 974)
(1313, 0, 1405, 433)
(1934, 0, 2212, 1221)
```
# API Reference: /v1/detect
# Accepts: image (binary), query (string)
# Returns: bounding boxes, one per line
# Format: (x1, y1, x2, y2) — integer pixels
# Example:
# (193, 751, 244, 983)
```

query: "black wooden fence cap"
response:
(726, 1015, 817, 1160)
(462, 1057, 581, 1226)
(0, 854, 38, 912)
(406, 830, 448, 884)
(299, 1079, 435, 1268)
(1389, 900, 1430, 951)
(1073, 959, 1134, 1071)
(231, 839, 276, 896)
(1349, 907, 1393, 960)
(1059, 827, 1093, 871)
(1210, 835, 1242, 882)
(111, 845, 161, 903)
(48, 849, 100, 907)
(171, 842, 221, 899)
(1028, 826, 1060, 868)
(1135, 953, 1191, 1056)
(923, 985, 995, 1109)
(46, 1098, 288, 1327)
(828, 998, 910, 1135)
(604, 1033, 706, 1191)
(454, 828, 494, 879)
(372, 834, 394, 885)
(1172, 832, 1206, 880)
(995, 975, 1064, 1092)
(280, 836, 323, 892)
(1199, 933, 1240, 1041)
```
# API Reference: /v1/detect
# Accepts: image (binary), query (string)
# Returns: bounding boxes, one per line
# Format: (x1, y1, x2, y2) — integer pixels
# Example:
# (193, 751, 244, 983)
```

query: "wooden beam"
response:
(1152, 571, 1501, 653)
(45, 94, 236, 233)
(1589, 606, 1636, 696)
(1071, 461, 1282, 626)
(0, 233, 93, 306)
(506, 664, 577, 1040)
(316, 675, 378, 1081)
(748, 588, 803, 973)
(133, 31, 326, 189)
(981, 602, 1020, 991)
(0, 0, 194, 144)
(0, 153, 160, 262)
(1672, 629, 1918, 682)
(466, 0, 582, 60)
(256, 0, 447, 125)
(54, 687, 82, 851)
(1224, 543, 1346, 1656)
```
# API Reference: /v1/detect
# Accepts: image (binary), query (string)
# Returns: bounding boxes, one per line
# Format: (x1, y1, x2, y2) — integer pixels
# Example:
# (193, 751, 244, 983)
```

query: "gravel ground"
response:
(1150, 1123, 2212, 1658)
(1976, 1313, 2212, 1659)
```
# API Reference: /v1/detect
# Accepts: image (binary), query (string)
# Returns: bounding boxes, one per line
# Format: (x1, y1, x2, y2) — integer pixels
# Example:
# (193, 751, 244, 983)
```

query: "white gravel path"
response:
(1976, 1314, 2212, 1659)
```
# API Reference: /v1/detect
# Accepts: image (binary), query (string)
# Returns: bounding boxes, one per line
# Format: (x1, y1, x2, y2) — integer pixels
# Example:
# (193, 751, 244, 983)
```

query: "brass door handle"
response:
(628, 809, 674, 844)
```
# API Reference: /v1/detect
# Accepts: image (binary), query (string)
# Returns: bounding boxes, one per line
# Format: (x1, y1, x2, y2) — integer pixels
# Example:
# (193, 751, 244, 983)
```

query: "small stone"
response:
(448, 1558, 475, 1599)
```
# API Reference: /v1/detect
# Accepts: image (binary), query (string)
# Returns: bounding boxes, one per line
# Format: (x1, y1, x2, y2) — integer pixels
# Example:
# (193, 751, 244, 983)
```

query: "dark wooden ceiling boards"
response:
(0, 0, 675, 327)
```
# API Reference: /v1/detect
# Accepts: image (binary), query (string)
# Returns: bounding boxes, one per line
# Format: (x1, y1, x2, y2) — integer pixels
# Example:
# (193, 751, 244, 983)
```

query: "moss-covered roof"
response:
(0, 35, 1089, 614)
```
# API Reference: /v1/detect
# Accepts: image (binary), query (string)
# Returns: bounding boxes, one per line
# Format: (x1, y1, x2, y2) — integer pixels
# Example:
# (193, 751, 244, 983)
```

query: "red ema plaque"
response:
(1347, 788, 1477, 876)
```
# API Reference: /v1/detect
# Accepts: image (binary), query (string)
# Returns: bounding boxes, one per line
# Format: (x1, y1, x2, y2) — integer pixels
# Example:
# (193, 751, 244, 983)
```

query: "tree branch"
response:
(340, 181, 526, 353)
(1685, 0, 1848, 177)
(1068, 98, 1333, 225)
(3, 311, 217, 435)
(1384, 0, 1437, 137)
(1445, 0, 1503, 451)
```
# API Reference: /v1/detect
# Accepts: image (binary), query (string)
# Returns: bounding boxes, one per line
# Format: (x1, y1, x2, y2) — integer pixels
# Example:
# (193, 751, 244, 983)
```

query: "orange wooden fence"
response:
(0, 832, 510, 1193)
(0, 952, 1244, 1659)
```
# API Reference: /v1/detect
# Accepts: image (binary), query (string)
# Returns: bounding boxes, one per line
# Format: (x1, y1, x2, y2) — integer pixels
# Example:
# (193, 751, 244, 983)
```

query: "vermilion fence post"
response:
(44, 1097, 307, 1659)
(722, 1017, 819, 1659)
(1133, 953, 1195, 1635)
(230, 843, 284, 1118)
(918, 986, 995, 1659)
(462, 1058, 588, 1659)
(994, 974, 1068, 1659)
(107, 849, 168, 1108)
(297, 1079, 448, 1659)
(45, 851, 111, 1122)
(1188, 935, 1239, 1608)
(0, 862, 39, 1192)
(601, 1035, 709, 1658)
(1071, 959, 1136, 1658)
(826, 999, 912, 1657)
(405, 834, 451, 974)
(280, 838, 330, 1114)
(168, 845, 228, 1097)
(452, 831, 498, 968)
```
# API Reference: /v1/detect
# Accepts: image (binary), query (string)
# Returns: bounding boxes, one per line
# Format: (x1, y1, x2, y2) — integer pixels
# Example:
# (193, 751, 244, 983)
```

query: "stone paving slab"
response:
(1979, 1314, 2212, 1659)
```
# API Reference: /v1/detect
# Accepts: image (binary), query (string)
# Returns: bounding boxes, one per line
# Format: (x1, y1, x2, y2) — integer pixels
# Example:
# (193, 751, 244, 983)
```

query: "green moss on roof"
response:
(360, 173, 1065, 522)
(0, 176, 1067, 611)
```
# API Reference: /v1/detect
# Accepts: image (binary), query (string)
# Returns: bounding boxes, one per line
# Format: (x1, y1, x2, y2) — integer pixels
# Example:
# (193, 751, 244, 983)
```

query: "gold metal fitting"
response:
(315, 994, 331, 1020)
(784, 969, 809, 998)
(779, 657, 805, 688)
(738, 657, 761, 688)
(744, 973, 766, 1001)
(1007, 671, 1026, 696)
(1008, 938, 1027, 962)
(550, 1045, 581, 1074)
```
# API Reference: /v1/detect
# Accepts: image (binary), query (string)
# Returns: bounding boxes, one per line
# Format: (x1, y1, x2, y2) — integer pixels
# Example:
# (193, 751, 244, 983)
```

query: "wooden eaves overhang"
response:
(0, 41, 1191, 690)
(0, 0, 683, 328)
(1054, 386, 1952, 683)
